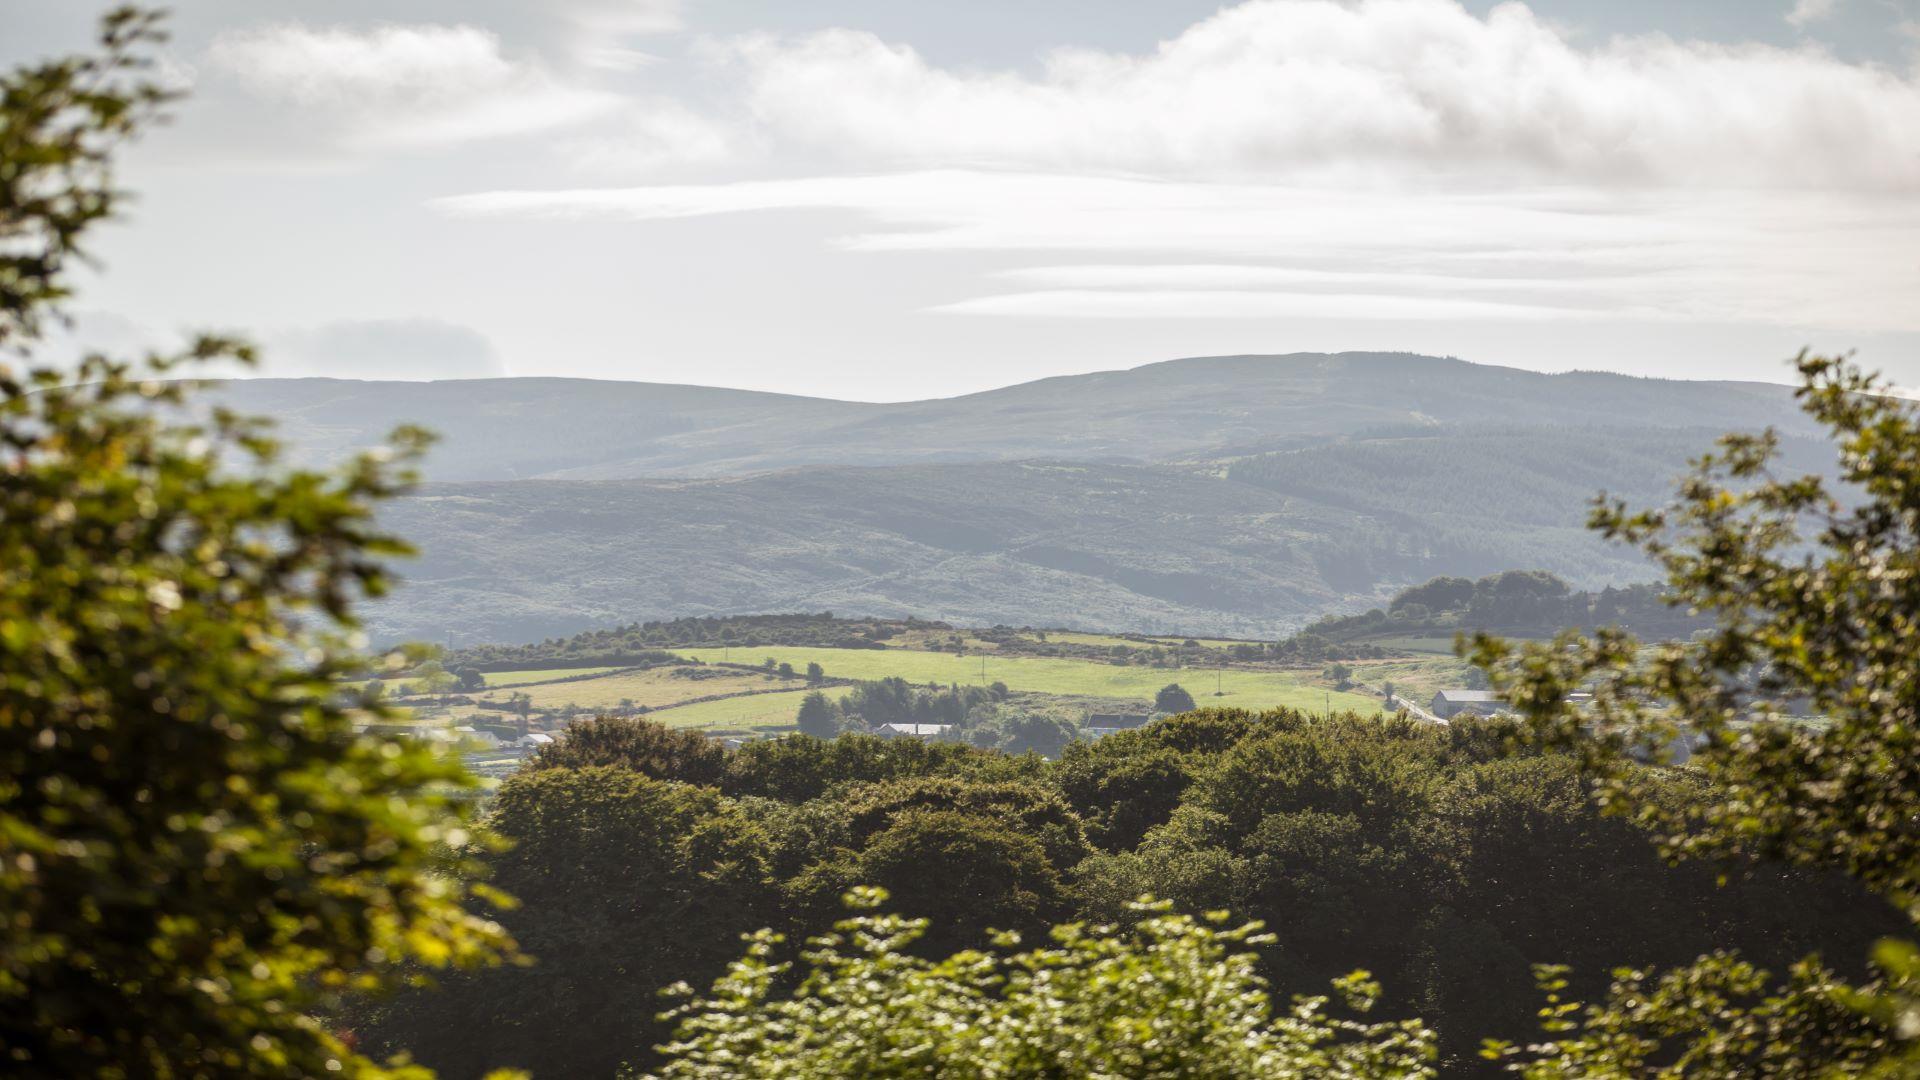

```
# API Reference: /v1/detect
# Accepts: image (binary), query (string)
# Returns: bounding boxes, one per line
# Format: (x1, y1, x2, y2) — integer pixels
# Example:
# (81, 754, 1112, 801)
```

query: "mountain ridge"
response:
(194, 351, 1831, 643)
(207, 351, 1813, 483)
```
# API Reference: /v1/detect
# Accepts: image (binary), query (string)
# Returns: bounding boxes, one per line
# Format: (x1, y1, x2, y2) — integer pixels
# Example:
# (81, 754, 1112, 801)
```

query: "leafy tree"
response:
(1054, 740, 1195, 851)
(795, 690, 839, 738)
(833, 776, 1092, 872)
(644, 890, 1437, 1078)
(787, 777, 1089, 953)
(1472, 355, 1920, 1074)
(0, 10, 513, 1076)
(776, 661, 795, 678)
(455, 667, 486, 692)
(787, 809, 1069, 956)
(805, 661, 824, 683)
(523, 714, 728, 786)
(410, 659, 457, 697)
(1155, 682, 1198, 713)
(1391, 576, 1475, 613)
(722, 733, 1003, 803)
(366, 767, 770, 1078)
(963, 703, 1079, 757)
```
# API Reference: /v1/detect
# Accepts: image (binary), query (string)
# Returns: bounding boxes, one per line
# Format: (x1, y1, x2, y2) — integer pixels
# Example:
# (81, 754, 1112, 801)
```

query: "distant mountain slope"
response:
(210, 352, 1814, 481)
(366, 423, 1795, 644)
(208, 352, 1831, 643)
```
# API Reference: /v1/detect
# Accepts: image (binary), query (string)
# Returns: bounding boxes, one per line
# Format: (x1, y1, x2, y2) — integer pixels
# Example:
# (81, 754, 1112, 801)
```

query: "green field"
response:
(1039, 631, 1141, 648)
(1363, 635, 1463, 656)
(1351, 654, 1473, 693)
(482, 666, 803, 710)
(481, 666, 625, 687)
(646, 689, 813, 732)
(674, 645, 1380, 714)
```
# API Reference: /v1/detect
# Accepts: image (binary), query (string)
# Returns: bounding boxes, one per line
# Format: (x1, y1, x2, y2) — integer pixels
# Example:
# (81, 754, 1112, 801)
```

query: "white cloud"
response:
(426, 0, 1920, 343)
(433, 170, 1920, 333)
(932, 289, 1595, 322)
(557, 0, 683, 35)
(563, 99, 740, 171)
(705, 0, 1920, 190)
(1787, 0, 1842, 28)
(207, 22, 623, 148)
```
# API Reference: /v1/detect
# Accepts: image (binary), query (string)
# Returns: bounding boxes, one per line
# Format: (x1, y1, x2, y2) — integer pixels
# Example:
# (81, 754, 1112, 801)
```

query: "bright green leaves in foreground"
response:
(0, 9, 513, 1077)
(642, 889, 1436, 1080)
(1471, 354, 1920, 1076)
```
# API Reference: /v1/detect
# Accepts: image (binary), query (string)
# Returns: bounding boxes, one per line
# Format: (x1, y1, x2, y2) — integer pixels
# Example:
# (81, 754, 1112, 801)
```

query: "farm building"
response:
(1429, 689, 1503, 719)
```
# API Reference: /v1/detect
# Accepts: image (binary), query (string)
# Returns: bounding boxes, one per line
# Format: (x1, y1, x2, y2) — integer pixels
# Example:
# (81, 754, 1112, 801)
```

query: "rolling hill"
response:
(208, 352, 1815, 481)
(202, 352, 1832, 643)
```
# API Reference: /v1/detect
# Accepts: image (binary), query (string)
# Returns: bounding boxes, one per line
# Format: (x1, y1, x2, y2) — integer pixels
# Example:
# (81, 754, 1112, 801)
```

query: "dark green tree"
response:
(0, 11, 513, 1076)
(367, 767, 770, 1078)
(721, 733, 1000, 803)
(523, 714, 727, 786)
(1155, 683, 1198, 713)
(795, 690, 839, 738)
(964, 704, 1079, 757)
(786, 809, 1068, 956)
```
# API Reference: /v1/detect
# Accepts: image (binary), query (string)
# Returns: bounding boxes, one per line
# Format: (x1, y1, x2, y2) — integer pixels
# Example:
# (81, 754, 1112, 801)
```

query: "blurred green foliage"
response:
(641, 889, 1437, 1079)
(0, 10, 513, 1076)
(1473, 354, 1920, 1075)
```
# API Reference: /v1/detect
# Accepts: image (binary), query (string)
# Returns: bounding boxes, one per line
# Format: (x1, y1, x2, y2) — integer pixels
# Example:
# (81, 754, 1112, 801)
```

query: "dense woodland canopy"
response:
(357, 711, 1902, 1077)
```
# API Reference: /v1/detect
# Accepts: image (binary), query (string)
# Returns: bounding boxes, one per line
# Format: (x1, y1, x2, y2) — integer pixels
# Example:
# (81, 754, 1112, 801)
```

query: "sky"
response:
(8, 0, 1920, 400)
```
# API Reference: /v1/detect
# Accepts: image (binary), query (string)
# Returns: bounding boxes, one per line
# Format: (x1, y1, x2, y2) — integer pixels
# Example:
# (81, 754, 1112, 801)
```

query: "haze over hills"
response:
(212, 352, 1832, 644)
(211, 352, 1814, 481)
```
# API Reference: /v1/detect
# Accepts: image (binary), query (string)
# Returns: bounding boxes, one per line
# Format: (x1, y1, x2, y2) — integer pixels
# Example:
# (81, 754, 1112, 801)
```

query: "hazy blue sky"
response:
(9, 0, 1920, 398)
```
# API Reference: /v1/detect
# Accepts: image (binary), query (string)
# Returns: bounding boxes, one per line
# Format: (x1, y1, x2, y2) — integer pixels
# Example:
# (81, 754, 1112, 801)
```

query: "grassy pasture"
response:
(480, 666, 626, 687)
(479, 665, 807, 711)
(1362, 634, 1465, 655)
(645, 689, 813, 732)
(1347, 656, 1476, 701)
(674, 645, 1381, 715)
(1037, 631, 1141, 648)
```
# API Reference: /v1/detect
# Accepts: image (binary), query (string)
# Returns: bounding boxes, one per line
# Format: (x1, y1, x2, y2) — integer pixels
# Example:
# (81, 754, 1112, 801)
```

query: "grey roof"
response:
(1433, 689, 1501, 703)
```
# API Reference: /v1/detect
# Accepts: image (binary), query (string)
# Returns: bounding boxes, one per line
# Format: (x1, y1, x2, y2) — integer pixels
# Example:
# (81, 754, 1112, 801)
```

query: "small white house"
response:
(879, 723, 952, 740)
(515, 732, 556, 749)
